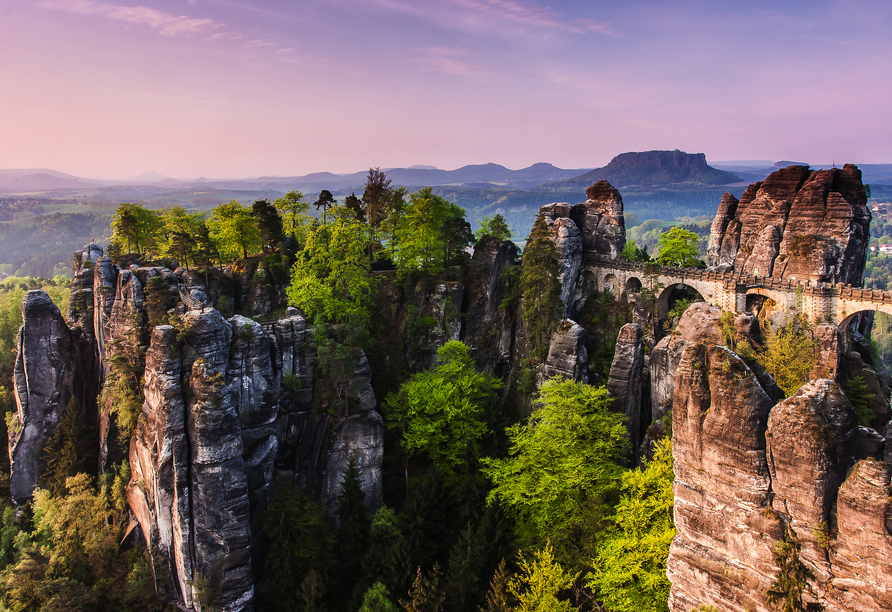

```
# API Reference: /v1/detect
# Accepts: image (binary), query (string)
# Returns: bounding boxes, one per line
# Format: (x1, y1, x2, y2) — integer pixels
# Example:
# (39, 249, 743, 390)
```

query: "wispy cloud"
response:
(453, 0, 617, 35)
(38, 0, 223, 37)
(413, 46, 493, 76)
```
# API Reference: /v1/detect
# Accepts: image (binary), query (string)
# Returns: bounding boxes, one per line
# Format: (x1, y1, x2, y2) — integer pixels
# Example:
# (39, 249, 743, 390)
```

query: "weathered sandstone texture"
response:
(538, 181, 626, 319)
(667, 311, 892, 612)
(706, 164, 871, 284)
(606, 323, 644, 458)
(8, 291, 75, 504)
(541, 319, 588, 383)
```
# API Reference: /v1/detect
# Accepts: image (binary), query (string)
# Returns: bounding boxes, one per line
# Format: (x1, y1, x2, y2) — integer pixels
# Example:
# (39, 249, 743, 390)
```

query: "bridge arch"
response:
(657, 282, 706, 321)
(624, 277, 642, 293)
(602, 274, 619, 293)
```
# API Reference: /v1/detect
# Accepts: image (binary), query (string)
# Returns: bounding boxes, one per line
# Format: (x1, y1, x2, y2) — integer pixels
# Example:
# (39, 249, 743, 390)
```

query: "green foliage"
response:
(364, 168, 395, 229)
(42, 398, 95, 498)
(521, 214, 563, 361)
(0, 473, 158, 611)
(483, 378, 628, 553)
(667, 298, 693, 323)
(621, 239, 650, 262)
(102, 369, 143, 446)
(208, 200, 261, 261)
(0, 277, 69, 372)
(508, 542, 575, 612)
(252, 198, 285, 255)
(160, 205, 205, 268)
(588, 439, 675, 612)
(143, 276, 176, 328)
(759, 321, 817, 397)
(314, 190, 337, 223)
(274, 190, 312, 246)
(766, 525, 824, 612)
(655, 226, 701, 267)
(392, 187, 471, 275)
(111, 203, 165, 256)
(842, 376, 874, 427)
(476, 214, 512, 242)
(336, 456, 370, 584)
(384, 341, 502, 481)
(259, 479, 333, 612)
(288, 219, 377, 327)
(359, 581, 399, 612)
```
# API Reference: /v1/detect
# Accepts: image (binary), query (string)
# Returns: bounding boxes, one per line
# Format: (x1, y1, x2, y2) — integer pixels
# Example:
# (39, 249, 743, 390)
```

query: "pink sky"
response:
(1, 0, 890, 179)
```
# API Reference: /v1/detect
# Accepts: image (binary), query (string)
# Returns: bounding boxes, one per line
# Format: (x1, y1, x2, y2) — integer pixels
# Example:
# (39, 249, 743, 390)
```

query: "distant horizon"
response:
(3, 156, 892, 185)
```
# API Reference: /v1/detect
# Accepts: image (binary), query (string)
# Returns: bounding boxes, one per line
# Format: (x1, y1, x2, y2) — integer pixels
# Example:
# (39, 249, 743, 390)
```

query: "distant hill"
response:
(0, 169, 102, 193)
(542, 150, 741, 191)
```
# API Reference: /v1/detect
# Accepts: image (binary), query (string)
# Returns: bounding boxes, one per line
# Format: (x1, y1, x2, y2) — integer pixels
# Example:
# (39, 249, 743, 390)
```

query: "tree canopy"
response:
(209, 200, 261, 260)
(384, 341, 502, 482)
(482, 378, 628, 551)
(475, 214, 512, 242)
(655, 226, 701, 267)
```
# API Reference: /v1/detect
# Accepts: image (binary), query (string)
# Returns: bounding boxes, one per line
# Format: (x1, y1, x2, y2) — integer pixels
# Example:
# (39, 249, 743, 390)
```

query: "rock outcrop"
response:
(606, 323, 644, 458)
(667, 312, 892, 612)
(9, 291, 75, 504)
(541, 319, 588, 383)
(706, 164, 871, 284)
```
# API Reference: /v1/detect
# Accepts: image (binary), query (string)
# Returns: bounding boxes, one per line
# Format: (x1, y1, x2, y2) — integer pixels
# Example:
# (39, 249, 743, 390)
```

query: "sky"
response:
(1, 0, 891, 179)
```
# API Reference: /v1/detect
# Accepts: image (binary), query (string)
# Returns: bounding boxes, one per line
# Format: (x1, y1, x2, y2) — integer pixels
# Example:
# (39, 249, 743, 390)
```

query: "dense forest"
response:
(0, 170, 887, 611)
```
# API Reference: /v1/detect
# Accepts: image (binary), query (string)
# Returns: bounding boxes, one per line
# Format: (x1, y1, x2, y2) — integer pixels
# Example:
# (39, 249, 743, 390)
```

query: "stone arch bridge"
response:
(588, 256, 892, 328)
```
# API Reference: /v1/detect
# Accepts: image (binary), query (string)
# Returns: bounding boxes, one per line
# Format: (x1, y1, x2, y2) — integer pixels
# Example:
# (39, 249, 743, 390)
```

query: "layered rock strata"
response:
(667, 312, 892, 612)
(606, 323, 644, 458)
(706, 164, 870, 284)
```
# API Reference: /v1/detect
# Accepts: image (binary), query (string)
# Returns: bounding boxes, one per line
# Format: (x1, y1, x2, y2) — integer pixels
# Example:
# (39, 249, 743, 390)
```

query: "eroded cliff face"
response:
(666, 309, 892, 612)
(10, 250, 385, 612)
(706, 164, 870, 284)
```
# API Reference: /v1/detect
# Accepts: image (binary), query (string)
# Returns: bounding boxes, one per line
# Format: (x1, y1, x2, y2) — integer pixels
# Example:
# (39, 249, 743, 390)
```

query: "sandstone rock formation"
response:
(667, 311, 892, 612)
(541, 319, 588, 383)
(9, 291, 75, 504)
(706, 164, 871, 284)
(606, 323, 644, 458)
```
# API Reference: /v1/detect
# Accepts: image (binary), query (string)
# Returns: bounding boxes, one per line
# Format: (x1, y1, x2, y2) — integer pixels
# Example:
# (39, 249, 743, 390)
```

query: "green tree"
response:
(384, 341, 502, 482)
(259, 480, 333, 612)
(766, 525, 824, 612)
(161, 206, 203, 268)
(521, 213, 562, 361)
(41, 398, 95, 498)
(655, 226, 701, 267)
(315, 190, 337, 224)
(274, 190, 312, 243)
(441, 209, 474, 268)
(842, 376, 873, 426)
(208, 200, 260, 261)
(482, 378, 628, 552)
(251, 199, 285, 259)
(588, 439, 675, 612)
(622, 239, 650, 262)
(381, 187, 408, 259)
(508, 543, 574, 612)
(287, 218, 376, 327)
(759, 321, 817, 397)
(144, 275, 177, 328)
(359, 581, 399, 612)
(336, 455, 370, 585)
(363, 168, 394, 229)
(345, 193, 366, 223)
(393, 187, 455, 275)
(481, 559, 513, 612)
(475, 214, 512, 242)
(111, 203, 165, 256)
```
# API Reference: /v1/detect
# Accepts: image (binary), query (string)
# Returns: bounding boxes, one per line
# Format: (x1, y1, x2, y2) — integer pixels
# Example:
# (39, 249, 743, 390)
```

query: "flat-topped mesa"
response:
(706, 164, 870, 285)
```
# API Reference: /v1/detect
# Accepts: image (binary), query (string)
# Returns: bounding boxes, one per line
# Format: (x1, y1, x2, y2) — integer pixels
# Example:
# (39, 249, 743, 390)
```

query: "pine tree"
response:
(336, 456, 370, 586)
(521, 213, 562, 361)
(481, 559, 513, 612)
(766, 525, 824, 612)
(400, 565, 444, 612)
(252, 199, 284, 263)
(42, 397, 95, 497)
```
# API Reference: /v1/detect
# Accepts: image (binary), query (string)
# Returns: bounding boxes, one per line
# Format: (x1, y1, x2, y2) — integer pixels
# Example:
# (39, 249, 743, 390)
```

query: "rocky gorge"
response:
(6, 164, 892, 611)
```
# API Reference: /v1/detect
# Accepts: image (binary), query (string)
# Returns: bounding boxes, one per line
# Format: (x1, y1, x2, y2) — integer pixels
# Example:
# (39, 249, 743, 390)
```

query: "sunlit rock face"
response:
(666, 310, 892, 612)
(706, 164, 870, 284)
